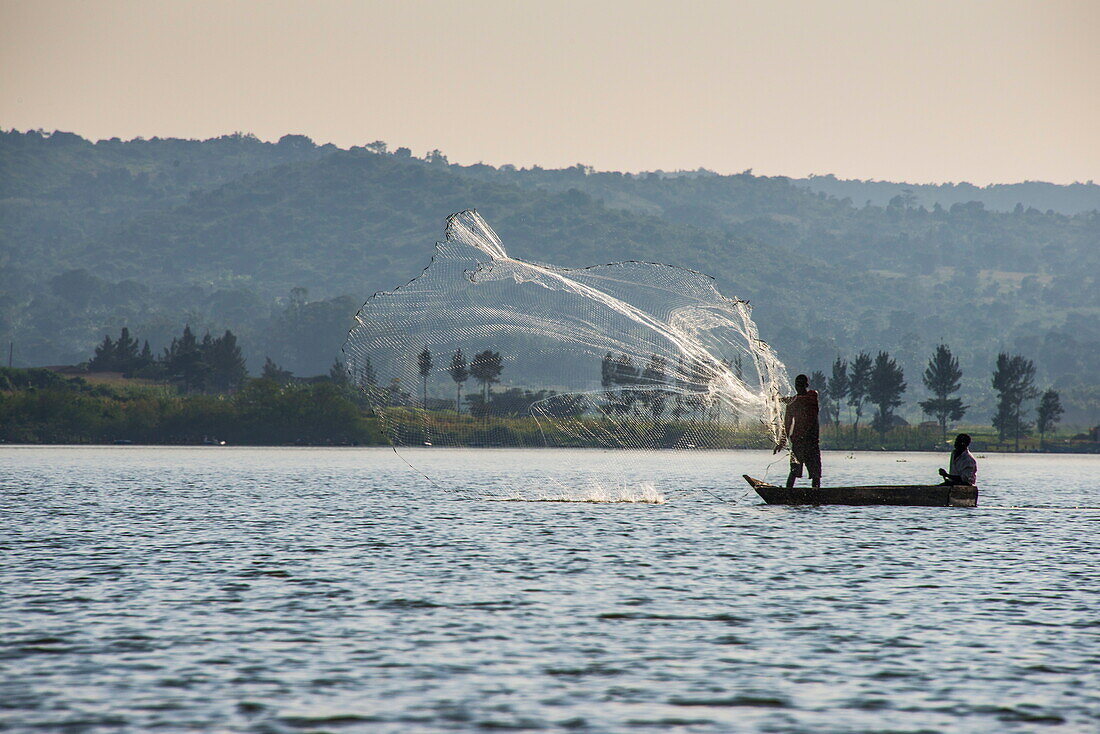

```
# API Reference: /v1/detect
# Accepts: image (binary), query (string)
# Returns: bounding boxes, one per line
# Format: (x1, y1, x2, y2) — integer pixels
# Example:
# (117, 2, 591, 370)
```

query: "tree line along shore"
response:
(0, 325, 1096, 451)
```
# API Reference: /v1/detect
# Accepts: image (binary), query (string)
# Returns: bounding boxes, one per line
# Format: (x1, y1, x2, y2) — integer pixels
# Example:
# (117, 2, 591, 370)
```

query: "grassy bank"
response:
(0, 368, 384, 446)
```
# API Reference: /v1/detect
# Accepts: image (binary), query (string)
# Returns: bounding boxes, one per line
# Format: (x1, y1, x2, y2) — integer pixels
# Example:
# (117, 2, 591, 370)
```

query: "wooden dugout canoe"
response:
(743, 475, 978, 507)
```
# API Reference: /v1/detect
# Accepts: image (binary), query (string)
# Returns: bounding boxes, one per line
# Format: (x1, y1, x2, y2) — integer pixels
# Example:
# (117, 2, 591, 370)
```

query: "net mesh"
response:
(344, 210, 790, 501)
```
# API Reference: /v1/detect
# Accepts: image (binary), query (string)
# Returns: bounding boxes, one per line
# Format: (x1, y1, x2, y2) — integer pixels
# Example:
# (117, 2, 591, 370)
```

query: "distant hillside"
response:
(456, 163, 1098, 281)
(795, 175, 1100, 215)
(2, 130, 1097, 423)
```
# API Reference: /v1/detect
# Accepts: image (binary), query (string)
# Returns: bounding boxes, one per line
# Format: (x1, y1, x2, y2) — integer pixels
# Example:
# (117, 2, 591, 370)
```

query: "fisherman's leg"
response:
(787, 458, 803, 488)
(805, 446, 822, 489)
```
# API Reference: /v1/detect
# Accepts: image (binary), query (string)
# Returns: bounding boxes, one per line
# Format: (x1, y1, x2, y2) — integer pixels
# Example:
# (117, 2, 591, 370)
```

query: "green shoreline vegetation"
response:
(2, 324, 1096, 451)
(1, 365, 1095, 452)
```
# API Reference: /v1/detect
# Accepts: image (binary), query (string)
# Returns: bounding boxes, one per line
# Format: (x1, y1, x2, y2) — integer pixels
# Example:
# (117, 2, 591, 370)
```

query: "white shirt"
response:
(950, 449, 978, 485)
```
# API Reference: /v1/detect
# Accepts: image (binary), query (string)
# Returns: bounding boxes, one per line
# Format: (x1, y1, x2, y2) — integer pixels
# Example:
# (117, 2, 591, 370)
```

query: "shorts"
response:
(790, 440, 822, 480)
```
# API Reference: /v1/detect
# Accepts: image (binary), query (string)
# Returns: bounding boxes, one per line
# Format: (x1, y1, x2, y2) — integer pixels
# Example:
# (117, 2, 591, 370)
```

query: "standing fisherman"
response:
(774, 374, 822, 488)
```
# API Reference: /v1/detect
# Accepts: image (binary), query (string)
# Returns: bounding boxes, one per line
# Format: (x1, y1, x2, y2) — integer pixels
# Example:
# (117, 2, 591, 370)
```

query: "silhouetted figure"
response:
(775, 374, 821, 488)
(939, 433, 977, 485)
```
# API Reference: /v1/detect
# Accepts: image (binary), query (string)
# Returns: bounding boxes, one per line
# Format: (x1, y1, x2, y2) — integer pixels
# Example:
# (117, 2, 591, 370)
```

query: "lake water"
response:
(2, 446, 1098, 733)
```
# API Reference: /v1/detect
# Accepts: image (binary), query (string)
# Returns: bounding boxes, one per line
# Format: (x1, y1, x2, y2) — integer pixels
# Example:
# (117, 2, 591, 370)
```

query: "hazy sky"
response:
(1, 0, 1097, 184)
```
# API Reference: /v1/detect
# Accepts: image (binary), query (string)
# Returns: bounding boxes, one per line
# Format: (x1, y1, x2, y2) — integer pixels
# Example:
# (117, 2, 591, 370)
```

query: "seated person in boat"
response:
(939, 433, 977, 485)
(774, 373, 821, 488)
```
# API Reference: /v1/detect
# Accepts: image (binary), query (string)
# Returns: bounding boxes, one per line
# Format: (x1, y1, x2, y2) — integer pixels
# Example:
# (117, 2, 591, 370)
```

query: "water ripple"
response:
(1, 446, 1098, 733)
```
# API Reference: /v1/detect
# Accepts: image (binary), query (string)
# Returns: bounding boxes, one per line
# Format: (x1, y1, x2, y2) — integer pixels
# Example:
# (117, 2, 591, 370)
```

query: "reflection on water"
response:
(1, 446, 1098, 732)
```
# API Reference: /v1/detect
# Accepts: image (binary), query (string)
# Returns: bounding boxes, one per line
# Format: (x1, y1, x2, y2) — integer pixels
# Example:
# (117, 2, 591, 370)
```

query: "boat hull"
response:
(743, 475, 977, 507)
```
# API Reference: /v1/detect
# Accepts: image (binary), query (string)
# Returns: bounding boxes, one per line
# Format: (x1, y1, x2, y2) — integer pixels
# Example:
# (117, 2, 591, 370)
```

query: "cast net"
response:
(344, 210, 789, 501)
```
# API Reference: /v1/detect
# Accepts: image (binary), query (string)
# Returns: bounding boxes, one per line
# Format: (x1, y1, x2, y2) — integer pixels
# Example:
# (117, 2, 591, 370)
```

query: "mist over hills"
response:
(1, 129, 1097, 423)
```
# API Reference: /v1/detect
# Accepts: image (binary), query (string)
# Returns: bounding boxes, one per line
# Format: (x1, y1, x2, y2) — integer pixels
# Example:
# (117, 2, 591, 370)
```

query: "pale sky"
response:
(1, 0, 1097, 184)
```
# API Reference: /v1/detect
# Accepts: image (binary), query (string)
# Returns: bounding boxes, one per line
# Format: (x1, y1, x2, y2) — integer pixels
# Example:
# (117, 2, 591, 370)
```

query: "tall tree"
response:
(868, 351, 906, 437)
(204, 330, 248, 392)
(360, 356, 377, 388)
(470, 349, 503, 402)
(809, 370, 829, 426)
(417, 348, 432, 407)
(991, 352, 1038, 451)
(261, 356, 294, 385)
(88, 333, 116, 372)
(138, 340, 154, 369)
(164, 325, 204, 392)
(918, 344, 967, 442)
(329, 358, 349, 386)
(350, 356, 379, 406)
(115, 327, 140, 372)
(847, 352, 873, 446)
(826, 357, 849, 431)
(88, 327, 142, 373)
(449, 349, 469, 414)
(1036, 389, 1064, 450)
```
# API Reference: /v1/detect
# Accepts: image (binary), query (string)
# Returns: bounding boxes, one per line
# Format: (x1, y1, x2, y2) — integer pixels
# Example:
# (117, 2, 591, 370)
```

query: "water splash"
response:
(494, 481, 667, 504)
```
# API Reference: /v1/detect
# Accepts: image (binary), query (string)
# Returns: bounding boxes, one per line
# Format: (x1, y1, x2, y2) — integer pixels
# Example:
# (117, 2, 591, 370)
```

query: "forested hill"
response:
(456, 163, 1098, 282)
(2, 129, 1097, 423)
(795, 175, 1100, 216)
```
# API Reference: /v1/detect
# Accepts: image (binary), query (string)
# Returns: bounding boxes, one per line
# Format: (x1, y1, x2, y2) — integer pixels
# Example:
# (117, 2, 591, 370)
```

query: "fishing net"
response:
(343, 210, 789, 501)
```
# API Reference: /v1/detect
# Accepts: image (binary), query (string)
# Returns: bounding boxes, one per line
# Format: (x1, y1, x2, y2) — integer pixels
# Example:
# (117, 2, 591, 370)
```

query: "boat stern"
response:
(948, 485, 979, 507)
